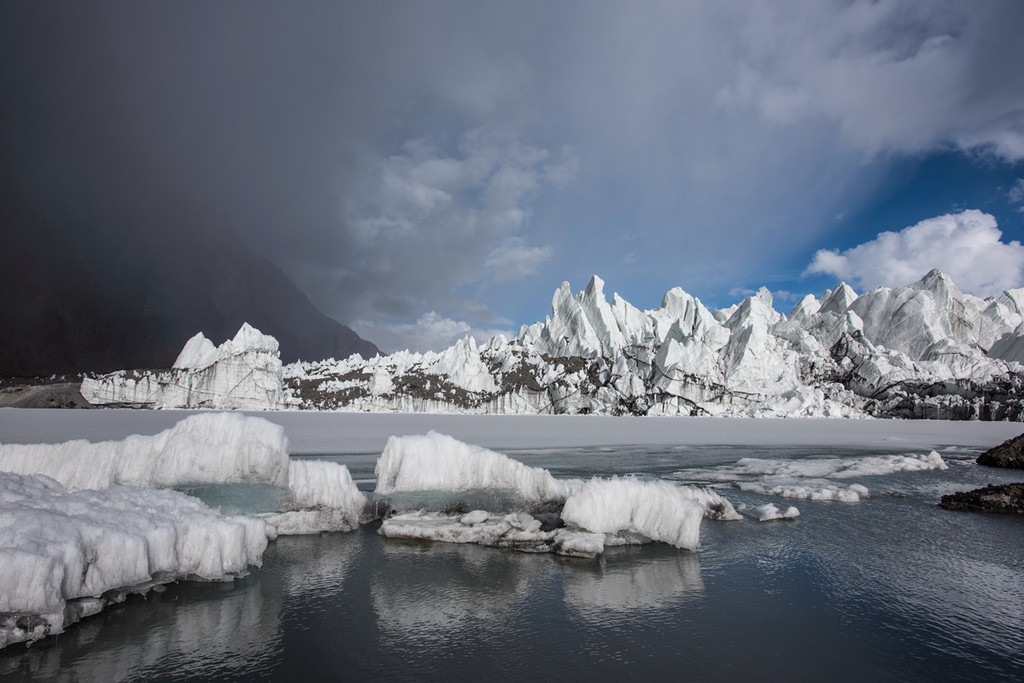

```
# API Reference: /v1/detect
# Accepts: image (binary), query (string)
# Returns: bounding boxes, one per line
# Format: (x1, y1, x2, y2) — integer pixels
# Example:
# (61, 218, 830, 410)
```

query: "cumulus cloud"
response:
(805, 210, 1024, 297)
(351, 311, 514, 354)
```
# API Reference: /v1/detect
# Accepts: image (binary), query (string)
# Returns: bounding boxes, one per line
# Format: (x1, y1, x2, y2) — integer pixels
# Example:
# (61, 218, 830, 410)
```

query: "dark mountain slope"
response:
(0, 194, 378, 376)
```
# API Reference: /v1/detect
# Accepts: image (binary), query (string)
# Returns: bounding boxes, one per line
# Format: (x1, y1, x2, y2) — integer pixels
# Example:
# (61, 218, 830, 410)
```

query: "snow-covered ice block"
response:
(379, 509, 607, 558)
(0, 412, 291, 490)
(0, 413, 366, 537)
(746, 503, 800, 521)
(375, 432, 573, 506)
(560, 477, 704, 550)
(261, 459, 370, 535)
(0, 472, 267, 649)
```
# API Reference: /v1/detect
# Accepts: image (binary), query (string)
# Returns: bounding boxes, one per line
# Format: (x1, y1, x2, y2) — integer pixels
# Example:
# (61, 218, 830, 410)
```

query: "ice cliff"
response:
(83, 270, 1024, 419)
(82, 323, 291, 410)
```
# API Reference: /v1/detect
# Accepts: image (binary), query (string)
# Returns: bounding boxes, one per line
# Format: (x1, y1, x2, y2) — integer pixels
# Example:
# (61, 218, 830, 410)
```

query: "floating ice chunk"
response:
(830, 451, 947, 478)
(747, 503, 800, 521)
(0, 414, 365, 537)
(551, 529, 606, 558)
(375, 432, 573, 506)
(0, 413, 290, 490)
(272, 459, 369, 533)
(738, 481, 870, 502)
(560, 477, 704, 550)
(379, 510, 606, 557)
(682, 451, 948, 483)
(0, 472, 266, 649)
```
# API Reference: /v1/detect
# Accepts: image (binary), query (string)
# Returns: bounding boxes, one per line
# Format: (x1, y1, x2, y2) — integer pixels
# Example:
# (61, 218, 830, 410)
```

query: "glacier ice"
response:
(744, 503, 801, 521)
(561, 477, 704, 550)
(0, 472, 267, 649)
(82, 323, 291, 410)
(374, 434, 734, 556)
(375, 431, 574, 507)
(74, 270, 1024, 420)
(0, 413, 368, 535)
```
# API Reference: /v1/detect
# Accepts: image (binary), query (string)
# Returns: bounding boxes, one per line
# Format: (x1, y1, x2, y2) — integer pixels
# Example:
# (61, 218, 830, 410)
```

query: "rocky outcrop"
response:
(939, 483, 1024, 514)
(976, 433, 1024, 468)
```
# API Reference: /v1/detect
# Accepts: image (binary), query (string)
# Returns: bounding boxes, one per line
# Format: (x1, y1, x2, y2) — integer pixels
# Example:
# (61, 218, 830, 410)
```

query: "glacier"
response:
(81, 270, 1024, 420)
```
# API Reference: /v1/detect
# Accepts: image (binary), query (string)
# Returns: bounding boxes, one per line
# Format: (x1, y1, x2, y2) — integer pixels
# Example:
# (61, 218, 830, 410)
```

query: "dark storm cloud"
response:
(2, 1, 1023, 353)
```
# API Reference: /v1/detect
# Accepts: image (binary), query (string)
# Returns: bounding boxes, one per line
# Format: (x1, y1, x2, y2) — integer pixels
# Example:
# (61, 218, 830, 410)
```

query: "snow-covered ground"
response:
(79, 270, 1024, 420)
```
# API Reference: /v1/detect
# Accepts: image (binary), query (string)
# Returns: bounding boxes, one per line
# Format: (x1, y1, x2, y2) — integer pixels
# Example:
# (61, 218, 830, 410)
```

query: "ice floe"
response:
(0, 472, 267, 648)
(375, 431, 575, 507)
(560, 477, 704, 550)
(741, 503, 801, 521)
(0, 413, 367, 534)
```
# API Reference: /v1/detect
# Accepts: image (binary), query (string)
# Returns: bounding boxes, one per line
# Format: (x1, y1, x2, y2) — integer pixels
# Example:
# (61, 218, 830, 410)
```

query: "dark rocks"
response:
(0, 382, 93, 408)
(939, 483, 1024, 514)
(976, 433, 1024, 469)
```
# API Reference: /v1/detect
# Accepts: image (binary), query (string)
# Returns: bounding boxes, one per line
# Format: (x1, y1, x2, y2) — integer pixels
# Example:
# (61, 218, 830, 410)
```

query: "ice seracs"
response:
(82, 323, 291, 410)
(81, 270, 1024, 420)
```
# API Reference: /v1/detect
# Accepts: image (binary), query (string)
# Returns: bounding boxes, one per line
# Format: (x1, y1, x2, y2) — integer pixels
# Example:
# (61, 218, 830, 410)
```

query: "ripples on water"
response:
(1, 446, 1022, 681)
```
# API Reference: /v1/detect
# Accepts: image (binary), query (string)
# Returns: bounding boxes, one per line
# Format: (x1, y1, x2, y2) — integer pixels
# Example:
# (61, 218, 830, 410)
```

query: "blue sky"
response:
(3, 1, 1023, 353)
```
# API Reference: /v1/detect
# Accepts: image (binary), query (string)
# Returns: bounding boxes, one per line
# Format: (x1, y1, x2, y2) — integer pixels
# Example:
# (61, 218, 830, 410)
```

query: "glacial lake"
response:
(0, 411, 1022, 681)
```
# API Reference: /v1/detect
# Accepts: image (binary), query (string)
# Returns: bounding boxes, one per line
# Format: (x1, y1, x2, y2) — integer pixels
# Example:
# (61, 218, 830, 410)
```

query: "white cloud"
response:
(351, 311, 514, 354)
(715, 1, 1024, 161)
(1009, 178, 1024, 204)
(772, 290, 802, 304)
(805, 210, 1024, 297)
(336, 127, 573, 322)
(729, 287, 756, 299)
(483, 238, 552, 283)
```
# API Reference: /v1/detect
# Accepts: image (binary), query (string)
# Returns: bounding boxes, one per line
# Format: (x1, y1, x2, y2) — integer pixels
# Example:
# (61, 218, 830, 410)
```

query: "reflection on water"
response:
(563, 547, 704, 621)
(1, 445, 1022, 680)
(0, 575, 281, 682)
(372, 538, 560, 643)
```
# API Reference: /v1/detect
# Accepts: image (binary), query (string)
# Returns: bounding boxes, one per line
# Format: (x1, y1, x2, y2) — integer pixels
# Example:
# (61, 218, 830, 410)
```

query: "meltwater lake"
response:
(0, 411, 1022, 681)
